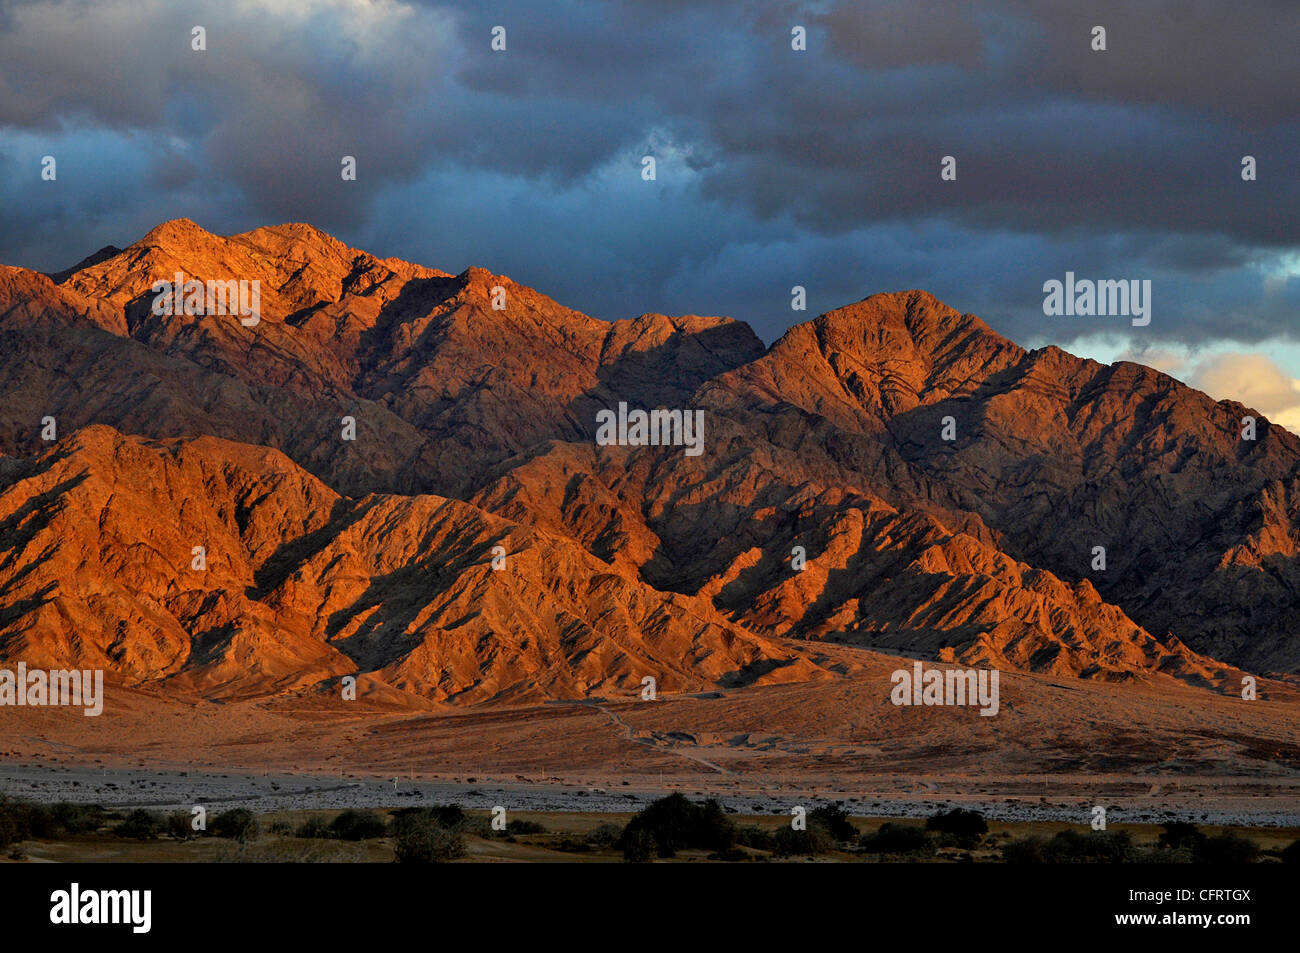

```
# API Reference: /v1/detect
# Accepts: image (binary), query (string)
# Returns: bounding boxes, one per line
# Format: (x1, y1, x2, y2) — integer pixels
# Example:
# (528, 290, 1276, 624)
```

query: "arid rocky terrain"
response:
(1, 220, 1298, 813)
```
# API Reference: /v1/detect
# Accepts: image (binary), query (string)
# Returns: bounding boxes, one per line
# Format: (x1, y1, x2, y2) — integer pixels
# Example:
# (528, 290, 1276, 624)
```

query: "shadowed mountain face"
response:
(0, 220, 1292, 705)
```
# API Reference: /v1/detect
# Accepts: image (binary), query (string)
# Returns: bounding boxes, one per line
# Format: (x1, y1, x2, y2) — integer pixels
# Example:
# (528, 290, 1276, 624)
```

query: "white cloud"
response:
(1187, 352, 1300, 434)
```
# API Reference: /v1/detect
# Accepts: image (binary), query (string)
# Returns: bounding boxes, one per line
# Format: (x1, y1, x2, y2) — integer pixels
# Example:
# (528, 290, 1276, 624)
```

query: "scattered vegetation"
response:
(1158, 821, 1204, 851)
(211, 840, 366, 863)
(617, 793, 736, 860)
(295, 817, 334, 839)
(211, 808, 260, 842)
(859, 823, 938, 857)
(0, 793, 1284, 865)
(507, 819, 548, 836)
(1, 797, 110, 846)
(1004, 830, 1137, 863)
(168, 811, 196, 840)
(392, 812, 465, 863)
(1194, 832, 1259, 864)
(330, 810, 387, 841)
(733, 825, 776, 852)
(926, 808, 988, 849)
(585, 822, 622, 847)
(809, 803, 859, 843)
(115, 809, 164, 840)
(772, 823, 835, 857)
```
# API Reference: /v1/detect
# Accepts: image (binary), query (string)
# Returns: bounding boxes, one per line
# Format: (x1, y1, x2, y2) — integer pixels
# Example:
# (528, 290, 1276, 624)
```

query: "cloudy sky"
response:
(2, 0, 1298, 421)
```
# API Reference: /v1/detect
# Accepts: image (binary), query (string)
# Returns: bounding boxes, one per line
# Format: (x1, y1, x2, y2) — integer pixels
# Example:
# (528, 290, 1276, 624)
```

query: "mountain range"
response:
(1, 219, 1296, 706)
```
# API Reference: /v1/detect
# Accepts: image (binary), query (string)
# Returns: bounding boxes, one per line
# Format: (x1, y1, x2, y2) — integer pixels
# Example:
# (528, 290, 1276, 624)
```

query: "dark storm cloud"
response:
(0, 0, 1295, 348)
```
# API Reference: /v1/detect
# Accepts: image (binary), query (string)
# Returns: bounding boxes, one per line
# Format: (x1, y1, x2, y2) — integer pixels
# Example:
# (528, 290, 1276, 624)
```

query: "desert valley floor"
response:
(5, 652, 1299, 827)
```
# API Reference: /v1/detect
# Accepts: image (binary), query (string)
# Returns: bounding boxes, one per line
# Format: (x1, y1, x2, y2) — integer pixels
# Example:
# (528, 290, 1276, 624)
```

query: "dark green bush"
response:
(22, 803, 56, 839)
(809, 803, 858, 842)
(1193, 833, 1258, 864)
(1002, 835, 1047, 863)
(0, 797, 26, 848)
(116, 809, 163, 840)
(773, 824, 835, 857)
(0, 798, 112, 844)
(211, 808, 260, 842)
(733, 825, 776, 852)
(167, 811, 195, 840)
(936, 831, 983, 850)
(52, 802, 107, 834)
(1280, 839, 1300, 864)
(295, 817, 334, 839)
(1002, 830, 1133, 863)
(552, 834, 593, 853)
(1044, 830, 1133, 863)
(330, 810, 387, 841)
(507, 819, 547, 836)
(859, 822, 937, 857)
(585, 822, 621, 846)
(393, 815, 465, 863)
(621, 827, 656, 863)
(390, 805, 465, 835)
(926, 808, 988, 839)
(616, 793, 735, 859)
(1158, 821, 1204, 852)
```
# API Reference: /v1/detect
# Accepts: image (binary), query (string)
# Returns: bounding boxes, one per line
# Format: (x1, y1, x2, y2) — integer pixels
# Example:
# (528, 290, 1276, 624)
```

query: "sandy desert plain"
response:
(3, 645, 1299, 862)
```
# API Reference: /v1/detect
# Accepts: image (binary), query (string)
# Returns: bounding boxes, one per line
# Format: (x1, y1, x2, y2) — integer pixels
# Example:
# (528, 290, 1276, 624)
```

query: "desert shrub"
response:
(424, 805, 465, 828)
(116, 809, 163, 840)
(617, 793, 735, 859)
(393, 815, 464, 863)
(0, 797, 59, 844)
(296, 817, 334, 839)
(330, 810, 387, 841)
(621, 827, 656, 863)
(553, 834, 593, 853)
(1158, 821, 1205, 852)
(267, 820, 293, 836)
(585, 822, 621, 847)
(926, 808, 988, 839)
(1045, 830, 1133, 863)
(1130, 844, 1193, 863)
(1003, 830, 1132, 863)
(0, 797, 25, 849)
(859, 823, 937, 857)
(1193, 833, 1258, 864)
(167, 811, 195, 840)
(734, 825, 776, 852)
(1280, 839, 1300, 864)
(458, 815, 495, 838)
(773, 824, 835, 857)
(211, 808, 260, 842)
(809, 803, 858, 842)
(507, 819, 547, 836)
(936, 831, 983, 850)
(53, 802, 106, 834)
(0, 798, 115, 843)
(390, 805, 465, 834)
(1002, 835, 1047, 863)
(212, 840, 366, 863)
(22, 803, 56, 838)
